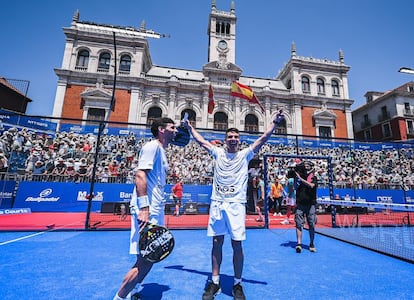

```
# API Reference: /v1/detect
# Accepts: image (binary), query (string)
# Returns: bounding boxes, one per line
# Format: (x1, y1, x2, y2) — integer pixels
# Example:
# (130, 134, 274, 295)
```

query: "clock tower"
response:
(207, 0, 236, 66)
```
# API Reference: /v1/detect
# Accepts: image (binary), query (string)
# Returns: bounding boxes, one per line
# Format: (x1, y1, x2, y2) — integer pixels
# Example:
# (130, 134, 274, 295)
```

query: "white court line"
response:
(0, 220, 84, 246)
(0, 231, 47, 246)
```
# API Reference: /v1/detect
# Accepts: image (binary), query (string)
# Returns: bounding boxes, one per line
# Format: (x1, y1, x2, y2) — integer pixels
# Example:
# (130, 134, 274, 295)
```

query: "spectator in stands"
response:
(183, 111, 284, 300)
(281, 176, 296, 225)
(113, 117, 177, 300)
(53, 157, 66, 176)
(0, 152, 8, 173)
(294, 160, 318, 253)
(75, 162, 89, 182)
(247, 161, 261, 213)
(270, 175, 285, 217)
(255, 176, 265, 222)
(171, 179, 183, 217)
(32, 160, 46, 176)
(64, 163, 77, 182)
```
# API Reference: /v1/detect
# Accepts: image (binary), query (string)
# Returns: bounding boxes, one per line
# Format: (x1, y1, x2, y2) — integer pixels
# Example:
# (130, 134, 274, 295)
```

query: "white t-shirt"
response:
(210, 146, 254, 203)
(130, 139, 168, 215)
(129, 139, 168, 254)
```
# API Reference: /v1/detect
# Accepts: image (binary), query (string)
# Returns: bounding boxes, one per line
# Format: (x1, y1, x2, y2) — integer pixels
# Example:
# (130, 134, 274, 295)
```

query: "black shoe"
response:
(202, 281, 221, 300)
(232, 283, 246, 300)
(295, 244, 302, 253)
(309, 243, 316, 252)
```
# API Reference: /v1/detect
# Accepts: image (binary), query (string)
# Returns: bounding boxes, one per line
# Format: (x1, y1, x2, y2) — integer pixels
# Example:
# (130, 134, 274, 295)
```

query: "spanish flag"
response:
(231, 81, 265, 113)
(208, 83, 215, 114)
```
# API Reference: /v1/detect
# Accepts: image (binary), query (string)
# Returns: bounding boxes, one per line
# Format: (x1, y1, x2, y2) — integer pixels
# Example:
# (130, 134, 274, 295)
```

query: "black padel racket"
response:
(139, 223, 175, 263)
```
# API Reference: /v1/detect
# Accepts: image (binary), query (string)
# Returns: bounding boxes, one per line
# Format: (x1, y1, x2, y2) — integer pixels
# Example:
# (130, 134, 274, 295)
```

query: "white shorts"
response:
(207, 200, 246, 241)
(129, 210, 165, 255)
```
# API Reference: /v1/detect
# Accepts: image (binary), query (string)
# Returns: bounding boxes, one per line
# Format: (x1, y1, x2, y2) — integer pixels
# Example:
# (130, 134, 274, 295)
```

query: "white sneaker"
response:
(281, 219, 290, 225)
(273, 212, 277, 216)
(278, 212, 283, 216)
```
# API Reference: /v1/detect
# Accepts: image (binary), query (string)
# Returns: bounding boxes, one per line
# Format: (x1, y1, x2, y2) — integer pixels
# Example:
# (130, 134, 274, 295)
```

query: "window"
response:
(119, 55, 131, 73)
(87, 108, 105, 121)
(319, 126, 332, 138)
(147, 107, 162, 125)
(76, 50, 89, 69)
(301, 76, 310, 93)
(181, 109, 196, 127)
(331, 80, 340, 96)
(382, 123, 391, 137)
(213, 112, 228, 130)
(364, 130, 372, 141)
(98, 52, 111, 71)
(317, 78, 325, 94)
(407, 120, 414, 135)
(244, 114, 258, 132)
(404, 102, 412, 115)
(216, 21, 230, 35)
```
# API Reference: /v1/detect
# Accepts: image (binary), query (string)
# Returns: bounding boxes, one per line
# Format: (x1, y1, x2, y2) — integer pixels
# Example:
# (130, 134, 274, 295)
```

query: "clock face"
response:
(218, 40, 228, 50)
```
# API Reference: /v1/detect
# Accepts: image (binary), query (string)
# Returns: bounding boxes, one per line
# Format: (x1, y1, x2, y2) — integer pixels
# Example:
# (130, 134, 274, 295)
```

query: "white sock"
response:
(130, 284, 141, 295)
(234, 277, 242, 286)
(212, 275, 220, 284)
(113, 294, 125, 300)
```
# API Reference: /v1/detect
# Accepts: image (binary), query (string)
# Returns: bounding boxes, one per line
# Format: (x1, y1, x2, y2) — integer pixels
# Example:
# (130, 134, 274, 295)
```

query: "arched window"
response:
(317, 78, 325, 94)
(181, 109, 196, 127)
(332, 79, 340, 96)
(147, 107, 162, 125)
(119, 54, 131, 73)
(301, 76, 310, 93)
(76, 50, 89, 69)
(274, 116, 287, 134)
(213, 112, 228, 130)
(244, 114, 258, 132)
(98, 52, 111, 71)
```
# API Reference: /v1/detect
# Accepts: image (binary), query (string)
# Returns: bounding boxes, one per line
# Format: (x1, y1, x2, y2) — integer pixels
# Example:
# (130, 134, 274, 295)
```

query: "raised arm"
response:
(184, 120, 213, 152)
(251, 111, 284, 153)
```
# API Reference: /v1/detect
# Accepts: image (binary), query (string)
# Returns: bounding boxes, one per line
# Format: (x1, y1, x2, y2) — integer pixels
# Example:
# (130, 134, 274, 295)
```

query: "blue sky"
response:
(1, 0, 414, 116)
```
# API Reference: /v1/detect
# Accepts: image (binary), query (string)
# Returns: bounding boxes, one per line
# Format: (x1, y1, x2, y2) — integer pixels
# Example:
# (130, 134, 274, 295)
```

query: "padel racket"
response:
(139, 223, 175, 263)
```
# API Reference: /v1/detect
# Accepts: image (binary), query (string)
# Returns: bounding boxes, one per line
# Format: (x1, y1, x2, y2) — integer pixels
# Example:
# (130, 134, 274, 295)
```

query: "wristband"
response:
(137, 195, 150, 208)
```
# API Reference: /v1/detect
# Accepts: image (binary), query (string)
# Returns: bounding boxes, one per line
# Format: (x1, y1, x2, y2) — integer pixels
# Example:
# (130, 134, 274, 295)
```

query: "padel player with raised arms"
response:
(184, 111, 284, 300)
(113, 117, 177, 300)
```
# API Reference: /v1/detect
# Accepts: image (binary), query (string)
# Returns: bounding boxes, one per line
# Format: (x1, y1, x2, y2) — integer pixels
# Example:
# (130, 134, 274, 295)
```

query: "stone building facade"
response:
(52, 1, 354, 139)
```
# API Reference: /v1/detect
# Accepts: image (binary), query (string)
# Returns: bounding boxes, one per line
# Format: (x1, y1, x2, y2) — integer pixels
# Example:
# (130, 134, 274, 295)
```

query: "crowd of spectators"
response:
(0, 125, 413, 190)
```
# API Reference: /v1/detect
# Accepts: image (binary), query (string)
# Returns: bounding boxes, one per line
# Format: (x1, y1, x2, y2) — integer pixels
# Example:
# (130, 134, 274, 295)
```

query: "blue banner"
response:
(11, 180, 413, 212)
(0, 180, 17, 208)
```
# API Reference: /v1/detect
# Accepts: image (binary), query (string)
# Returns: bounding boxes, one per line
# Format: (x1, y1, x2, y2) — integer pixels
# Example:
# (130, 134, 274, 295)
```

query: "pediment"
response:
(313, 109, 337, 120)
(81, 87, 112, 99)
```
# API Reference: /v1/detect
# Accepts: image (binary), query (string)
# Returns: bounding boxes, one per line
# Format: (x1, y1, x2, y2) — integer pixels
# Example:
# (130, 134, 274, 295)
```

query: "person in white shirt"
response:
(113, 117, 177, 300)
(184, 111, 284, 300)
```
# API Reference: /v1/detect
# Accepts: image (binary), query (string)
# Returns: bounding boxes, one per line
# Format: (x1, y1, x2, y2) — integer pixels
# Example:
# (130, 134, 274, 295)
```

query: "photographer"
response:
(294, 160, 318, 253)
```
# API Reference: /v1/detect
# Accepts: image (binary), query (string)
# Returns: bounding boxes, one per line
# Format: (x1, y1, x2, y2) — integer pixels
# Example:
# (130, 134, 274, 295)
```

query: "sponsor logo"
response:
(0, 191, 13, 199)
(376, 196, 393, 203)
(0, 208, 31, 215)
(26, 188, 60, 202)
(77, 191, 104, 201)
(120, 192, 133, 200)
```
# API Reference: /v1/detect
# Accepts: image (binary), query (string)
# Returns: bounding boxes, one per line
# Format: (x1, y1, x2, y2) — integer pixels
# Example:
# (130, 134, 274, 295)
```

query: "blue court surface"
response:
(0, 229, 413, 300)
